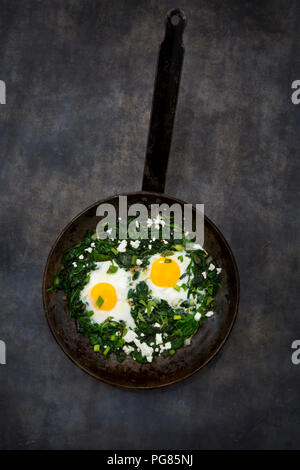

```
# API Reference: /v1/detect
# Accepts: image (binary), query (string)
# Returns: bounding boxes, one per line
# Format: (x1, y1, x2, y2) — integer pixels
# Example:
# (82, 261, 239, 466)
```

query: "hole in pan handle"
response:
(142, 8, 187, 194)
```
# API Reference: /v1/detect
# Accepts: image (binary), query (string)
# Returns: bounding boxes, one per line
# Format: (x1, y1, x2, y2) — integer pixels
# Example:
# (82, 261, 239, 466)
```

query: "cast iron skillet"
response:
(43, 9, 239, 389)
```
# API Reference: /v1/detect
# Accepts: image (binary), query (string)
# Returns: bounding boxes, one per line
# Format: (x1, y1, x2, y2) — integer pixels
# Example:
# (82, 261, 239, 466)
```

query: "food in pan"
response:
(49, 216, 221, 363)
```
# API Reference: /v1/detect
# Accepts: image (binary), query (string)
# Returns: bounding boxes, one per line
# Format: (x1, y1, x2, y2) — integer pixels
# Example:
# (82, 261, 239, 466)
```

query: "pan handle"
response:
(142, 8, 186, 193)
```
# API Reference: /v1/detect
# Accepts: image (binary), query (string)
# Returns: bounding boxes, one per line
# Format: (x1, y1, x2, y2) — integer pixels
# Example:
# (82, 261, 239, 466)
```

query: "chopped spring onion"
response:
(96, 296, 104, 308)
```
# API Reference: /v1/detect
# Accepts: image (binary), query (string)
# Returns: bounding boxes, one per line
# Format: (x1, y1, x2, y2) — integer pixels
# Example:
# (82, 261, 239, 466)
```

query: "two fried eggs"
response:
(80, 251, 193, 328)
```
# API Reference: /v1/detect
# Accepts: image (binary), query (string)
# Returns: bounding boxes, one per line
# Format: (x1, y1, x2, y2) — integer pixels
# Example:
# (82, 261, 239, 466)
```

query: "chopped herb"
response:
(94, 344, 100, 352)
(164, 258, 172, 263)
(173, 244, 183, 252)
(96, 296, 104, 308)
(107, 265, 118, 274)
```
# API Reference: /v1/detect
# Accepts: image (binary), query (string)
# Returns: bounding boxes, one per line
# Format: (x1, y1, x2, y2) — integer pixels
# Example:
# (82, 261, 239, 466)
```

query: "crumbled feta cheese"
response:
(185, 231, 189, 236)
(156, 333, 163, 345)
(123, 329, 137, 343)
(79, 254, 84, 260)
(163, 240, 168, 244)
(123, 345, 134, 355)
(184, 338, 191, 346)
(152, 237, 156, 242)
(117, 240, 127, 252)
(130, 240, 140, 249)
(148, 244, 152, 249)
(134, 338, 153, 361)
(216, 267, 222, 274)
(202, 271, 207, 279)
(136, 259, 142, 265)
(72, 262, 77, 267)
(153, 322, 160, 328)
(206, 311, 214, 317)
(159, 341, 172, 353)
(208, 263, 215, 271)
(85, 247, 92, 253)
(90, 242, 95, 248)
(194, 313, 201, 321)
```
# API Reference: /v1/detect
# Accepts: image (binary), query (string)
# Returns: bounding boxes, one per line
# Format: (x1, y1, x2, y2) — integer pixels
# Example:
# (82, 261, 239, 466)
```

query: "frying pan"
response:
(43, 9, 239, 389)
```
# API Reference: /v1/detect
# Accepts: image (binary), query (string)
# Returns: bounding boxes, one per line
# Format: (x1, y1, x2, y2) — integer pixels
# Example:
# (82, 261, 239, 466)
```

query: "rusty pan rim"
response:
(42, 191, 240, 390)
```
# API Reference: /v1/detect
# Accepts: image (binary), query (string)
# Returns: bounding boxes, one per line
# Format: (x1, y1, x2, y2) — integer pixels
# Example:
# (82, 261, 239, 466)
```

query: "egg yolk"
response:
(150, 257, 180, 287)
(91, 282, 117, 311)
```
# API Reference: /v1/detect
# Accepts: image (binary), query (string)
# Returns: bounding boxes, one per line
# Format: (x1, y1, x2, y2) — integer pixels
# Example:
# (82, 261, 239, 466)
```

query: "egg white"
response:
(137, 251, 193, 307)
(80, 261, 136, 328)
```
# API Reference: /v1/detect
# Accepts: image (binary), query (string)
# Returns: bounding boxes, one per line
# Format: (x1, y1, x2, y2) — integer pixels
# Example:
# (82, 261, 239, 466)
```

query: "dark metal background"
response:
(0, 0, 299, 449)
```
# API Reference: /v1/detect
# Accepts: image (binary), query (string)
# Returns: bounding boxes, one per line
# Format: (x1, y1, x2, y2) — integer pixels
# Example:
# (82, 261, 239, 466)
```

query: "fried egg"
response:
(138, 252, 193, 306)
(80, 261, 135, 328)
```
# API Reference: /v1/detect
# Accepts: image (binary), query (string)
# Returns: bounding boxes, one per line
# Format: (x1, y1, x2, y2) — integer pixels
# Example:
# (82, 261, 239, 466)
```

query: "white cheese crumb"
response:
(216, 267, 222, 274)
(202, 271, 207, 279)
(184, 338, 191, 346)
(152, 237, 156, 242)
(90, 242, 95, 248)
(148, 244, 152, 249)
(85, 247, 92, 253)
(164, 342, 171, 349)
(156, 333, 163, 345)
(123, 329, 137, 343)
(206, 311, 214, 317)
(117, 240, 127, 252)
(133, 338, 153, 361)
(72, 262, 77, 267)
(163, 239, 168, 244)
(130, 240, 140, 249)
(153, 322, 160, 328)
(136, 259, 142, 266)
(208, 263, 215, 271)
(79, 254, 84, 260)
(194, 313, 201, 321)
(123, 345, 134, 355)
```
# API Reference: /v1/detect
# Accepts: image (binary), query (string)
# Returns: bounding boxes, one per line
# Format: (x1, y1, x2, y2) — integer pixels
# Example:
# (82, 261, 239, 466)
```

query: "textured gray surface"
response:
(0, 0, 300, 450)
